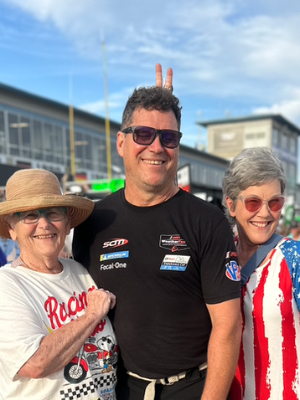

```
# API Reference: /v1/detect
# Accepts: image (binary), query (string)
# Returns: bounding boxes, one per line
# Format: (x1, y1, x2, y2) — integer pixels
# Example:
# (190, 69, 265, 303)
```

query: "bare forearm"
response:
(17, 289, 116, 379)
(201, 299, 242, 400)
(201, 326, 241, 399)
(18, 313, 100, 378)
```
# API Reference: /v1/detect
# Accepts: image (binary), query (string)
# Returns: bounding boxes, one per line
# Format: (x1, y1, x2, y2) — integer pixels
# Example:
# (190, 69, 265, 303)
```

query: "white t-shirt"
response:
(0, 258, 118, 400)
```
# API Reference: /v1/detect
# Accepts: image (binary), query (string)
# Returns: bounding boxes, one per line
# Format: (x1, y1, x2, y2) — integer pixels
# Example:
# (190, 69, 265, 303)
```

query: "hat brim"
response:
(0, 194, 94, 239)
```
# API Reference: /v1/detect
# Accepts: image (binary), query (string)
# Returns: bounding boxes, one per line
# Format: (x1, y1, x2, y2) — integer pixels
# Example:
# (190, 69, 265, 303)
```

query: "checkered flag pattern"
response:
(60, 372, 117, 400)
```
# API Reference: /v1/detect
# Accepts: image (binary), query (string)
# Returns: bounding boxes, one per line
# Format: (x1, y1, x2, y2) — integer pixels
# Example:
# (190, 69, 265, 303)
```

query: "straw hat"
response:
(0, 169, 94, 239)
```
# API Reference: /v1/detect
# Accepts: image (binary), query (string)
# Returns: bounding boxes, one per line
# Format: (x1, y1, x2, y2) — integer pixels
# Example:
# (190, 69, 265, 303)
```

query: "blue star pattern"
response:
(280, 238, 300, 311)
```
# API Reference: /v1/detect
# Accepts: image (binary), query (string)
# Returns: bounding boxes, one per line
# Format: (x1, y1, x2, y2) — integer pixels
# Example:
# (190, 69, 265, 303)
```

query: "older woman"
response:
(0, 169, 118, 400)
(223, 147, 300, 400)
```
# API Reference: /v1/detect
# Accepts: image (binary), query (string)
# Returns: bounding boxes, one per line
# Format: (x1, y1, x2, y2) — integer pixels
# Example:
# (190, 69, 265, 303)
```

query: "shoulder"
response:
(279, 237, 300, 252)
(75, 191, 121, 233)
(0, 264, 18, 277)
(94, 190, 122, 210)
(276, 238, 300, 270)
(176, 189, 224, 211)
(175, 190, 228, 225)
(60, 258, 90, 273)
(60, 258, 97, 286)
(0, 265, 25, 294)
(279, 237, 300, 253)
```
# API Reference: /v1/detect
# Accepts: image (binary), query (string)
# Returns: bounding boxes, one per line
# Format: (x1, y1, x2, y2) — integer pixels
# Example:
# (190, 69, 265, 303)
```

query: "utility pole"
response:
(69, 73, 75, 179)
(101, 41, 112, 180)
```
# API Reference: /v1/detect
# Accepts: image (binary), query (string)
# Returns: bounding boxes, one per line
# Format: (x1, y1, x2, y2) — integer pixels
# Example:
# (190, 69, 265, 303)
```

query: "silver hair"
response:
(222, 147, 286, 225)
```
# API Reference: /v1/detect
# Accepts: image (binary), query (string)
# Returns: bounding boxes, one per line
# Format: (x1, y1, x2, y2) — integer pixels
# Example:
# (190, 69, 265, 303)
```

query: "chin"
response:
(249, 231, 275, 245)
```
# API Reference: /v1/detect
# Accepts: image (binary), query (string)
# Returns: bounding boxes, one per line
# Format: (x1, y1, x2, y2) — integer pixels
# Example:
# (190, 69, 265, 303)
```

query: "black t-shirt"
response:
(73, 189, 240, 378)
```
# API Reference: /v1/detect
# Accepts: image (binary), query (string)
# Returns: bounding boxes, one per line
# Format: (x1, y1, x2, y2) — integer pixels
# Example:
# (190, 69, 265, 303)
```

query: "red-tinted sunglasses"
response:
(238, 195, 285, 213)
(122, 126, 182, 149)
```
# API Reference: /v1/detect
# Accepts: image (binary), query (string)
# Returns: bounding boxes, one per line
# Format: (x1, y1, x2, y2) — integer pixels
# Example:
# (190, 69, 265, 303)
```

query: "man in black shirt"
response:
(73, 65, 242, 400)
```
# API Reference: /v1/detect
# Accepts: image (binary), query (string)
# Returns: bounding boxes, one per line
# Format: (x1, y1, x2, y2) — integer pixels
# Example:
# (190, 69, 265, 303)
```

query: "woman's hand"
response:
(86, 288, 116, 321)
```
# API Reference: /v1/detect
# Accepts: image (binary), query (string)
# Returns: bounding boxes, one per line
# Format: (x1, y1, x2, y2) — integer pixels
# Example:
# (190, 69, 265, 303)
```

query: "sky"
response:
(1, 0, 300, 150)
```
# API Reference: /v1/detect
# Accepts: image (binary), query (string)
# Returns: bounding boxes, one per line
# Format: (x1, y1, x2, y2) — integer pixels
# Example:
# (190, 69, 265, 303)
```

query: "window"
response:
(0, 111, 4, 132)
(54, 126, 63, 163)
(8, 113, 18, 145)
(0, 111, 4, 154)
(281, 134, 288, 150)
(290, 136, 297, 154)
(44, 123, 53, 161)
(272, 128, 279, 146)
(20, 117, 31, 158)
(75, 131, 83, 159)
(8, 113, 19, 155)
(83, 134, 92, 170)
(33, 120, 43, 160)
(44, 123, 53, 151)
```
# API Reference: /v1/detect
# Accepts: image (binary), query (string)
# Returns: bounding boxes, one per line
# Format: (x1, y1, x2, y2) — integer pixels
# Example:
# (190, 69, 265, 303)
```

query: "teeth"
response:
(252, 222, 268, 227)
(144, 160, 163, 165)
(34, 234, 55, 239)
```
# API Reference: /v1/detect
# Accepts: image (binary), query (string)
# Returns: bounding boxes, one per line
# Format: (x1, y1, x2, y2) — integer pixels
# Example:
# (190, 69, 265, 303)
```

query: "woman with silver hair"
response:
(223, 147, 300, 399)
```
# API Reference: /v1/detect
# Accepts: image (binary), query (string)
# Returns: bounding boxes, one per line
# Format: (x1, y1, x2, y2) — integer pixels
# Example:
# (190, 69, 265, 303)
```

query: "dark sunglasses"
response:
(122, 126, 182, 149)
(238, 195, 285, 213)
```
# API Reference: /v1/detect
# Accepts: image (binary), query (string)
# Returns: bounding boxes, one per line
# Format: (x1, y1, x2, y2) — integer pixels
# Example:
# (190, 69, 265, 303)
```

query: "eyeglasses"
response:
(122, 126, 182, 149)
(16, 207, 66, 224)
(238, 195, 285, 213)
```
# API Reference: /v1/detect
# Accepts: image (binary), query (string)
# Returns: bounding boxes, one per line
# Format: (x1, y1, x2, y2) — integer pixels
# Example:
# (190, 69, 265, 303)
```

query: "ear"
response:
(117, 131, 125, 158)
(226, 196, 236, 218)
(8, 226, 17, 242)
(66, 223, 71, 236)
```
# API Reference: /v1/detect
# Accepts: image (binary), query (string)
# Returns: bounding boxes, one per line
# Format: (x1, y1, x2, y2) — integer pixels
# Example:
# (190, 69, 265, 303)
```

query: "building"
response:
(0, 82, 123, 182)
(199, 114, 300, 202)
(0, 82, 229, 205)
(178, 144, 229, 207)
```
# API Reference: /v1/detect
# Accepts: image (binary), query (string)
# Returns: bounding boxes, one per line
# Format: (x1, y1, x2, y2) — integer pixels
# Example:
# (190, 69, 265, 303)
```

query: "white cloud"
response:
(254, 99, 300, 125)
(2, 0, 300, 129)
(79, 87, 134, 123)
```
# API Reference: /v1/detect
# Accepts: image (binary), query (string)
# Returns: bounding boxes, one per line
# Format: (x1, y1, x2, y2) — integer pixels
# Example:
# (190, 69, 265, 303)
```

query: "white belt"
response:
(127, 362, 208, 400)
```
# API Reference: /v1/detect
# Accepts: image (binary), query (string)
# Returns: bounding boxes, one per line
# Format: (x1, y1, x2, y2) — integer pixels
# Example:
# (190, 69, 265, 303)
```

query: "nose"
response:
(36, 214, 51, 227)
(257, 202, 271, 217)
(147, 134, 164, 152)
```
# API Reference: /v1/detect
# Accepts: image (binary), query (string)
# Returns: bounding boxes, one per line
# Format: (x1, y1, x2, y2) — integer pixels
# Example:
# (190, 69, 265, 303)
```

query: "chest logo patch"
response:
(100, 251, 129, 261)
(102, 238, 128, 249)
(159, 234, 190, 252)
(160, 254, 190, 271)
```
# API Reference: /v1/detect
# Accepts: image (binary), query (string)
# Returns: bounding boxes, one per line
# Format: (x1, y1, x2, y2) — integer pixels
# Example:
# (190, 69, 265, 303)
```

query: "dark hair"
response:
(121, 86, 182, 130)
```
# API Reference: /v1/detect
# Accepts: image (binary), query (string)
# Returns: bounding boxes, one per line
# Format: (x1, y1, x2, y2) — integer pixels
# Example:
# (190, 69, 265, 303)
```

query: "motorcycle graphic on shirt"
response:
(64, 334, 118, 384)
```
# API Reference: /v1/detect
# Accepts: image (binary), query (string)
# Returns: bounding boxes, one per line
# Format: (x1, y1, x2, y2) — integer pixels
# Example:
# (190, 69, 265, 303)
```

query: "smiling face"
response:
(8, 210, 70, 262)
(226, 179, 283, 247)
(117, 108, 180, 204)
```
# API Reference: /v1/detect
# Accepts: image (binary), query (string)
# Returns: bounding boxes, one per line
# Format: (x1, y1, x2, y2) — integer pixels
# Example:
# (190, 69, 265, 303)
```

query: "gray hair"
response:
(222, 147, 286, 224)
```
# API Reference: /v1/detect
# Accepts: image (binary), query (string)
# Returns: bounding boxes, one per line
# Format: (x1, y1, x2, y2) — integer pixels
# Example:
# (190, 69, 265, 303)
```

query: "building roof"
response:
(198, 114, 300, 136)
(0, 82, 121, 129)
(179, 143, 229, 166)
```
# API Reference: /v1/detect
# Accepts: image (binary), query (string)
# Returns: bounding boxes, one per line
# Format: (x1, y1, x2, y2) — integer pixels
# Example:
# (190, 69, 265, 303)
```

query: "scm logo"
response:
(103, 238, 128, 249)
